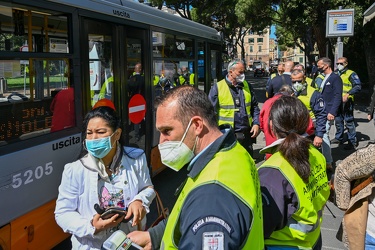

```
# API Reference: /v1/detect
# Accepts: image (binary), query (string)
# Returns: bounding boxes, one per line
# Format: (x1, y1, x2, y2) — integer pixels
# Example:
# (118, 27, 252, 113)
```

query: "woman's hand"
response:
(127, 200, 146, 227)
(91, 213, 124, 234)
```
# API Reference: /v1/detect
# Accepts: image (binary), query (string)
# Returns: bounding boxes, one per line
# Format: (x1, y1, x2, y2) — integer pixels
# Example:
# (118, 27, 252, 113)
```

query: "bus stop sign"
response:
(128, 94, 146, 124)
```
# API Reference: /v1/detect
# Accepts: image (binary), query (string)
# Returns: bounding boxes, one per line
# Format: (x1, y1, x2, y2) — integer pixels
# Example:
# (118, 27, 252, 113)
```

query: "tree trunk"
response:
(364, 19, 375, 92)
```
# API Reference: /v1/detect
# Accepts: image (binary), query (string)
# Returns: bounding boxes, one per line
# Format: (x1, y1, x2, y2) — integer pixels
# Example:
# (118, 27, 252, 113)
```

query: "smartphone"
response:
(100, 207, 127, 220)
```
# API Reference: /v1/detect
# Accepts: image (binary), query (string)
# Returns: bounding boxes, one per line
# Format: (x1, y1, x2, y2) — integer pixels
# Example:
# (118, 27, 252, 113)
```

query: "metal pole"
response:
(335, 6, 344, 68)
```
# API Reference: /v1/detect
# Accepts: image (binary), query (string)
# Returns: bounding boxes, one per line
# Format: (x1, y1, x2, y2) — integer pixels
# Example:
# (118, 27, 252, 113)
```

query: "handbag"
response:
(147, 191, 169, 229)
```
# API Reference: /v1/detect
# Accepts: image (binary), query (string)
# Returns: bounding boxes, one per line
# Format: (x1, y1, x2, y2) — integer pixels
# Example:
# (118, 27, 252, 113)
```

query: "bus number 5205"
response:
(12, 162, 53, 189)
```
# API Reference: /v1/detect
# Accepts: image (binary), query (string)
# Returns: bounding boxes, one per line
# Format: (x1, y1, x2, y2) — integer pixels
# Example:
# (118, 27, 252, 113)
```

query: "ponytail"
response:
(279, 133, 311, 182)
(269, 95, 312, 182)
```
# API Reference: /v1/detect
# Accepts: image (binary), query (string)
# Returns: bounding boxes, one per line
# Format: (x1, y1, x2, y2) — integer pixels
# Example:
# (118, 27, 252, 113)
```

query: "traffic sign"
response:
(128, 94, 146, 124)
(20, 45, 29, 64)
(326, 9, 355, 37)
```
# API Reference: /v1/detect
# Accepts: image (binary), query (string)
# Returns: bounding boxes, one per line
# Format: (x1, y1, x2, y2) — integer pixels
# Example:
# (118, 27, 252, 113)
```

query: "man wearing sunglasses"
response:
(291, 70, 327, 149)
(332, 57, 362, 150)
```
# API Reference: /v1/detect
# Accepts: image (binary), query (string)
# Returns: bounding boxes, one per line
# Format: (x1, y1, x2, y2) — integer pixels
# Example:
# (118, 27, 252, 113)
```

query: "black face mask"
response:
(317, 67, 324, 73)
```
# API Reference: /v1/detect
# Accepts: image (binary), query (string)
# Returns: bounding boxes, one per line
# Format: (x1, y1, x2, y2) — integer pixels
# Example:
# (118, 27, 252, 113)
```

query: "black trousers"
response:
(235, 131, 254, 157)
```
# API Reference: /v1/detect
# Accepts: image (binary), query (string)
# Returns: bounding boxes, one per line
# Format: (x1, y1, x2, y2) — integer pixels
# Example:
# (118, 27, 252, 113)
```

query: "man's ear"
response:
(191, 116, 204, 135)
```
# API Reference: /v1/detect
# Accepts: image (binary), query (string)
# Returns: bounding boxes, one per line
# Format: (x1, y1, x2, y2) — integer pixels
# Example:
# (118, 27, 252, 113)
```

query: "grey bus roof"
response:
(48, 0, 221, 41)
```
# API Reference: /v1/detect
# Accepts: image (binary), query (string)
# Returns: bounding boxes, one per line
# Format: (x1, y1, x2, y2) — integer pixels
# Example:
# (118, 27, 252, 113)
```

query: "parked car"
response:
(252, 61, 268, 77)
(254, 67, 266, 77)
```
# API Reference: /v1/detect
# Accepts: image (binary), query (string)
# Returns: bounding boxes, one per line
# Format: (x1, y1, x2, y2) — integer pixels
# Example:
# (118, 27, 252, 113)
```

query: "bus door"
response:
(84, 20, 151, 163)
(85, 20, 114, 109)
(196, 41, 223, 93)
(124, 27, 148, 151)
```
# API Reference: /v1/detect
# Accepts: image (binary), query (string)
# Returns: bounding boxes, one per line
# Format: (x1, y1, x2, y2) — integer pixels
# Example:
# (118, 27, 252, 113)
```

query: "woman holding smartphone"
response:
(55, 100, 155, 249)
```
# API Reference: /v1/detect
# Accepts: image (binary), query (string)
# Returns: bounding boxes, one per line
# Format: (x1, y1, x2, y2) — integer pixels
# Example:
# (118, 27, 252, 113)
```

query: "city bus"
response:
(0, 0, 222, 248)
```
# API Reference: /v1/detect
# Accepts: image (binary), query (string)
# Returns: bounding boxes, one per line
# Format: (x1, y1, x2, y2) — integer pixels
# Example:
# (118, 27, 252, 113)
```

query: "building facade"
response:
(236, 27, 271, 69)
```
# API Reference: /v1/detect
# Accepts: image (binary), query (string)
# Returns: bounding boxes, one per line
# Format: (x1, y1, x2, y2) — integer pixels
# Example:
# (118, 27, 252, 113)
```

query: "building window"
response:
(248, 38, 254, 43)
(250, 46, 253, 52)
(257, 38, 263, 43)
(258, 46, 262, 52)
(299, 57, 303, 63)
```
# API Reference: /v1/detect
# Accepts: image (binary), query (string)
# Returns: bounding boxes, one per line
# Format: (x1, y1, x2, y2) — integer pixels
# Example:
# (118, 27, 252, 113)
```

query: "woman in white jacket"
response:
(55, 102, 155, 249)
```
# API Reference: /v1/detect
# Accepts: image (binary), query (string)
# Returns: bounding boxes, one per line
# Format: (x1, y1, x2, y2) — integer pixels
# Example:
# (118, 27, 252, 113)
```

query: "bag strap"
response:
(351, 171, 375, 197)
(154, 191, 168, 218)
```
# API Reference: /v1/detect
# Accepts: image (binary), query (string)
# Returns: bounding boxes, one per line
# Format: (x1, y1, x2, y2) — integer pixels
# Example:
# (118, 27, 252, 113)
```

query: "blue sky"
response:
(270, 25, 276, 39)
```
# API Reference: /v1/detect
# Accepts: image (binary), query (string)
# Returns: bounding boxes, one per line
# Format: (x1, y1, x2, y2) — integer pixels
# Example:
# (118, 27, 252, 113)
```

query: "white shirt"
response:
(55, 147, 155, 250)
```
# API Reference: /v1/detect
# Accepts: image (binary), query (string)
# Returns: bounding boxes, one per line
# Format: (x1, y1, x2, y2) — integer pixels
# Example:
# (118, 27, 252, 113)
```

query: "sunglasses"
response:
(336, 63, 345, 65)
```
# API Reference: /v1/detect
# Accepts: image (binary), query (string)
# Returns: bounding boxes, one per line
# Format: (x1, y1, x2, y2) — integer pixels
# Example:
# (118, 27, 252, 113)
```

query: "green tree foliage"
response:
(143, 0, 374, 89)
(190, 0, 254, 59)
(236, 0, 374, 88)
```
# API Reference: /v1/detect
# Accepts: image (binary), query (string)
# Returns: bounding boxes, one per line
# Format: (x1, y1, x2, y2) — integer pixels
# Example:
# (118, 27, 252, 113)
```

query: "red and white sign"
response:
(128, 94, 146, 124)
(20, 45, 29, 65)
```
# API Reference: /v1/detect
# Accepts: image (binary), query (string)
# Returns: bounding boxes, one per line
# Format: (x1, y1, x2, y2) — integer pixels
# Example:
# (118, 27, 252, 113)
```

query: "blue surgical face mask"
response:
(85, 132, 116, 158)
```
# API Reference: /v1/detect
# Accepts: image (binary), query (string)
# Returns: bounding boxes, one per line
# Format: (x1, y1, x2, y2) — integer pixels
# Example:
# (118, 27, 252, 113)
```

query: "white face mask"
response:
(235, 73, 245, 83)
(337, 64, 345, 71)
(158, 119, 197, 171)
(292, 81, 306, 94)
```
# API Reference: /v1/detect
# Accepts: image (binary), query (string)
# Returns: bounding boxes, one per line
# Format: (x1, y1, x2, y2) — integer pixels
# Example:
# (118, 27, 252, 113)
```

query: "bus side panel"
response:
(0, 134, 81, 247)
(11, 200, 70, 249)
(0, 224, 11, 250)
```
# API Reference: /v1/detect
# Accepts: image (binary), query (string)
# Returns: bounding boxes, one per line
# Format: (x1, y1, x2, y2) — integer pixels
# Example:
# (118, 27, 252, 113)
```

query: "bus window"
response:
(87, 21, 113, 107)
(152, 32, 175, 58)
(0, 5, 69, 53)
(153, 60, 176, 97)
(126, 37, 145, 148)
(197, 41, 205, 90)
(0, 2, 72, 144)
(210, 48, 222, 85)
(175, 35, 193, 59)
(0, 62, 72, 144)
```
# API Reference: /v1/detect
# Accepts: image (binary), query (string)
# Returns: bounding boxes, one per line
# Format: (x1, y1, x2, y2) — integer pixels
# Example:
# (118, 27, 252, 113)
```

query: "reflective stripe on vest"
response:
(216, 79, 252, 127)
(258, 146, 330, 248)
(340, 69, 354, 100)
(161, 142, 264, 249)
(178, 74, 195, 85)
(99, 76, 114, 99)
(305, 77, 313, 87)
(297, 85, 316, 119)
(154, 75, 160, 86)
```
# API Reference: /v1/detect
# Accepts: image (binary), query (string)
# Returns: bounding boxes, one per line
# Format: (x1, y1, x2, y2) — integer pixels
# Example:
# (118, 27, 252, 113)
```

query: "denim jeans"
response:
(335, 99, 357, 144)
(322, 120, 333, 164)
(366, 232, 375, 249)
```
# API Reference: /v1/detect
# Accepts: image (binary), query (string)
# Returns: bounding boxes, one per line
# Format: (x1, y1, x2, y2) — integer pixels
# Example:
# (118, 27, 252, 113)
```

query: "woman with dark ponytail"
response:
(258, 95, 330, 250)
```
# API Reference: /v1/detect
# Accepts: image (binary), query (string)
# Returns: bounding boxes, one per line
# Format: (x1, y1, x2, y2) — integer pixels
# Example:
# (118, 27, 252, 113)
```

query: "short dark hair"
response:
(155, 85, 217, 128)
(318, 57, 331, 67)
(278, 85, 294, 95)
